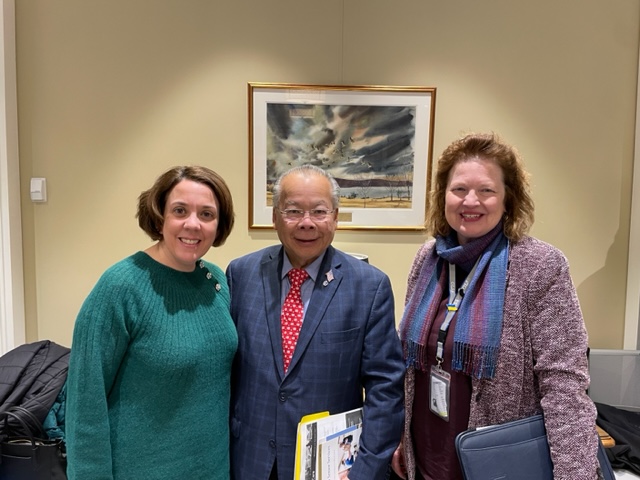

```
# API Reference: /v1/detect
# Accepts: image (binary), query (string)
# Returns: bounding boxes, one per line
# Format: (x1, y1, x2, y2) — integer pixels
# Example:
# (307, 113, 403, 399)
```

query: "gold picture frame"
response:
(249, 82, 436, 231)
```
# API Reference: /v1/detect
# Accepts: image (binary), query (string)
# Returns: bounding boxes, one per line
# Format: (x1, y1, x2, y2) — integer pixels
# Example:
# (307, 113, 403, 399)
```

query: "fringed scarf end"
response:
(452, 343, 500, 379)
(403, 341, 428, 372)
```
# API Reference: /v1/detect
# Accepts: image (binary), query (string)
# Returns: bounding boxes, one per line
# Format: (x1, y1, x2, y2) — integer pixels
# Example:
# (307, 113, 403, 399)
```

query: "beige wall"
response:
(15, 0, 639, 349)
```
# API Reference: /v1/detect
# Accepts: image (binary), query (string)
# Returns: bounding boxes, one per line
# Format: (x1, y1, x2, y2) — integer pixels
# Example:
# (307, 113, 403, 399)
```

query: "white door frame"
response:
(0, 0, 25, 355)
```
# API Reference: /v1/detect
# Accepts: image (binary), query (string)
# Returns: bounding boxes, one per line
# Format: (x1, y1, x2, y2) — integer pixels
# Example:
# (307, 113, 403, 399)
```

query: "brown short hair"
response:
(137, 165, 235, 247)
(426, 132, 535, 242)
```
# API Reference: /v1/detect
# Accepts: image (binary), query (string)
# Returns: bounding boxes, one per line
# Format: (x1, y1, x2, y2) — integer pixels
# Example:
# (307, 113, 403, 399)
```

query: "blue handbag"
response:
(455, 414, 615, 480)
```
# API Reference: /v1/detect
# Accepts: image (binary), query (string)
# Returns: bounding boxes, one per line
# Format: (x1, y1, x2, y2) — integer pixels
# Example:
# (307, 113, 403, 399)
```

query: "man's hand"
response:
(390, 441, 407, 479)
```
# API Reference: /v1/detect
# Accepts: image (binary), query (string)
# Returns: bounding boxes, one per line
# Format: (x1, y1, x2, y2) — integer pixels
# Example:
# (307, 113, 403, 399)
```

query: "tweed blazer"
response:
(401, 236, 601, 480)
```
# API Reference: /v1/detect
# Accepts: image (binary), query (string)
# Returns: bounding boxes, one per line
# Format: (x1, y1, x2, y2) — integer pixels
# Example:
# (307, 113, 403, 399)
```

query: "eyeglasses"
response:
(278, 209, 335, 222)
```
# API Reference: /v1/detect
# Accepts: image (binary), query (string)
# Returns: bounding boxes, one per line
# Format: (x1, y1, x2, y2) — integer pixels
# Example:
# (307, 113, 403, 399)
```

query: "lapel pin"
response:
(323, 270, 334, 287)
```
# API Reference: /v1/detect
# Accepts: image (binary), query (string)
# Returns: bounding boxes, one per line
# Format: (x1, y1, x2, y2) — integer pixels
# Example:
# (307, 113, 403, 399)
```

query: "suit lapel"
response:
(286, 247, 343, 375)
(260, 248, 287, 379)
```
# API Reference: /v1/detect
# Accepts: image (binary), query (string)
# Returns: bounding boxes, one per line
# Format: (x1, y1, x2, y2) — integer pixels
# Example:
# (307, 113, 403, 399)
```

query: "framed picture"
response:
(248, 82, 436, 231)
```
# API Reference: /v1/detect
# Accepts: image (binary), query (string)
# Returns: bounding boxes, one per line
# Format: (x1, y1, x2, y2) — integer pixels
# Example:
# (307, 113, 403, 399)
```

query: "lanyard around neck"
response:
(435, 257, 482, 366)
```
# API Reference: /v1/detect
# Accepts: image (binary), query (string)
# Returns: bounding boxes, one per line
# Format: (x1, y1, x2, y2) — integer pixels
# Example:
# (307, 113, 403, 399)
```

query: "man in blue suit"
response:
(226, 165, 404, 480)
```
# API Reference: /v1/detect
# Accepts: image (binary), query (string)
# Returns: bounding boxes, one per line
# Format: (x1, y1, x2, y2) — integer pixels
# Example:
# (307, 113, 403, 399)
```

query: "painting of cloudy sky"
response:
(265, 103, 416, 206)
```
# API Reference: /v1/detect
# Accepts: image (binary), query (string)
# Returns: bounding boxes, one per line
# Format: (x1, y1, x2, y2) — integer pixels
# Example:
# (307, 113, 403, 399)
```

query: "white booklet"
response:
(295, 407, 363, 480)
(318, 422, 363, 480)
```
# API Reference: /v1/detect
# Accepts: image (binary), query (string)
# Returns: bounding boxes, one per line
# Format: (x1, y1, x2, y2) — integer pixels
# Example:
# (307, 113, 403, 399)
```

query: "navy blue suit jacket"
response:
(226, 245, 404, 480)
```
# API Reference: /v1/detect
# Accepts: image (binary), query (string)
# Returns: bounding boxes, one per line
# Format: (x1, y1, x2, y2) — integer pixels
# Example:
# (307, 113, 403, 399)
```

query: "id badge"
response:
(429, 365, 451, 421)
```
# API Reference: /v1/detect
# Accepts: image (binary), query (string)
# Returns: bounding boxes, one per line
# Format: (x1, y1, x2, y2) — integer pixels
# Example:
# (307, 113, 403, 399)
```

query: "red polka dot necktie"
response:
(281, 268, 309, 372)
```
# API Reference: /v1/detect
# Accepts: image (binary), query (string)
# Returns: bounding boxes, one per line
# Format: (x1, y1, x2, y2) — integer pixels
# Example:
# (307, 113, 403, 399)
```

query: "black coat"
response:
(0, 340, 70, 424)
(596, 402, 640, 475)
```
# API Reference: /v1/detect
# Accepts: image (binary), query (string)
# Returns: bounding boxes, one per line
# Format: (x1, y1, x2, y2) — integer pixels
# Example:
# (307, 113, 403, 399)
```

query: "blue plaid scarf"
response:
(400, 223, 509, 379)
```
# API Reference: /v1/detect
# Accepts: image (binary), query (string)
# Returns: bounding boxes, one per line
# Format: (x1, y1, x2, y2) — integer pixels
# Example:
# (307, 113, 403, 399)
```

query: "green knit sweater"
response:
(66, 252, 237, 480)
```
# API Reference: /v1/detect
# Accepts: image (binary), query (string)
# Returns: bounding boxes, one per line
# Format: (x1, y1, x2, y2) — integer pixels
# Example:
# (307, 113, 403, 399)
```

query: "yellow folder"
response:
(294, 411, 329, 480)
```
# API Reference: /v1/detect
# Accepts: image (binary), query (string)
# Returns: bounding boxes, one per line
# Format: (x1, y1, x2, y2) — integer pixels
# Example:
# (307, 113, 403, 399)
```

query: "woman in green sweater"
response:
(66, 165, 237, 480)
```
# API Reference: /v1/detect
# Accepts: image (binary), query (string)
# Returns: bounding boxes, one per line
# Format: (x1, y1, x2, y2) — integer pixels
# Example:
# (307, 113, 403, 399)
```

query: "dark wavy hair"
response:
(136, 165, 235, 247)
(426, 132, 535, 242)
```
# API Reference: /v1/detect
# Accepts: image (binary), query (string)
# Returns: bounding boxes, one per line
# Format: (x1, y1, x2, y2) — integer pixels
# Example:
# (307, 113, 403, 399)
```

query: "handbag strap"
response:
(0, 409, 37, 448)
(7, 405, 46, 438)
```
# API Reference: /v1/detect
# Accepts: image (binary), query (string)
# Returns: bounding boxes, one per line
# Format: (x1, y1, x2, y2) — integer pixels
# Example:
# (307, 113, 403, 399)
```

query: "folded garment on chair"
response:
(596, 402, 640, 475)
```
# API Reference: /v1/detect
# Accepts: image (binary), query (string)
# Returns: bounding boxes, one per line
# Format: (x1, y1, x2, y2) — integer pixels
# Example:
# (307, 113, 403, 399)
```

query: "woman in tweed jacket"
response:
(391, 133, 601, 480)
